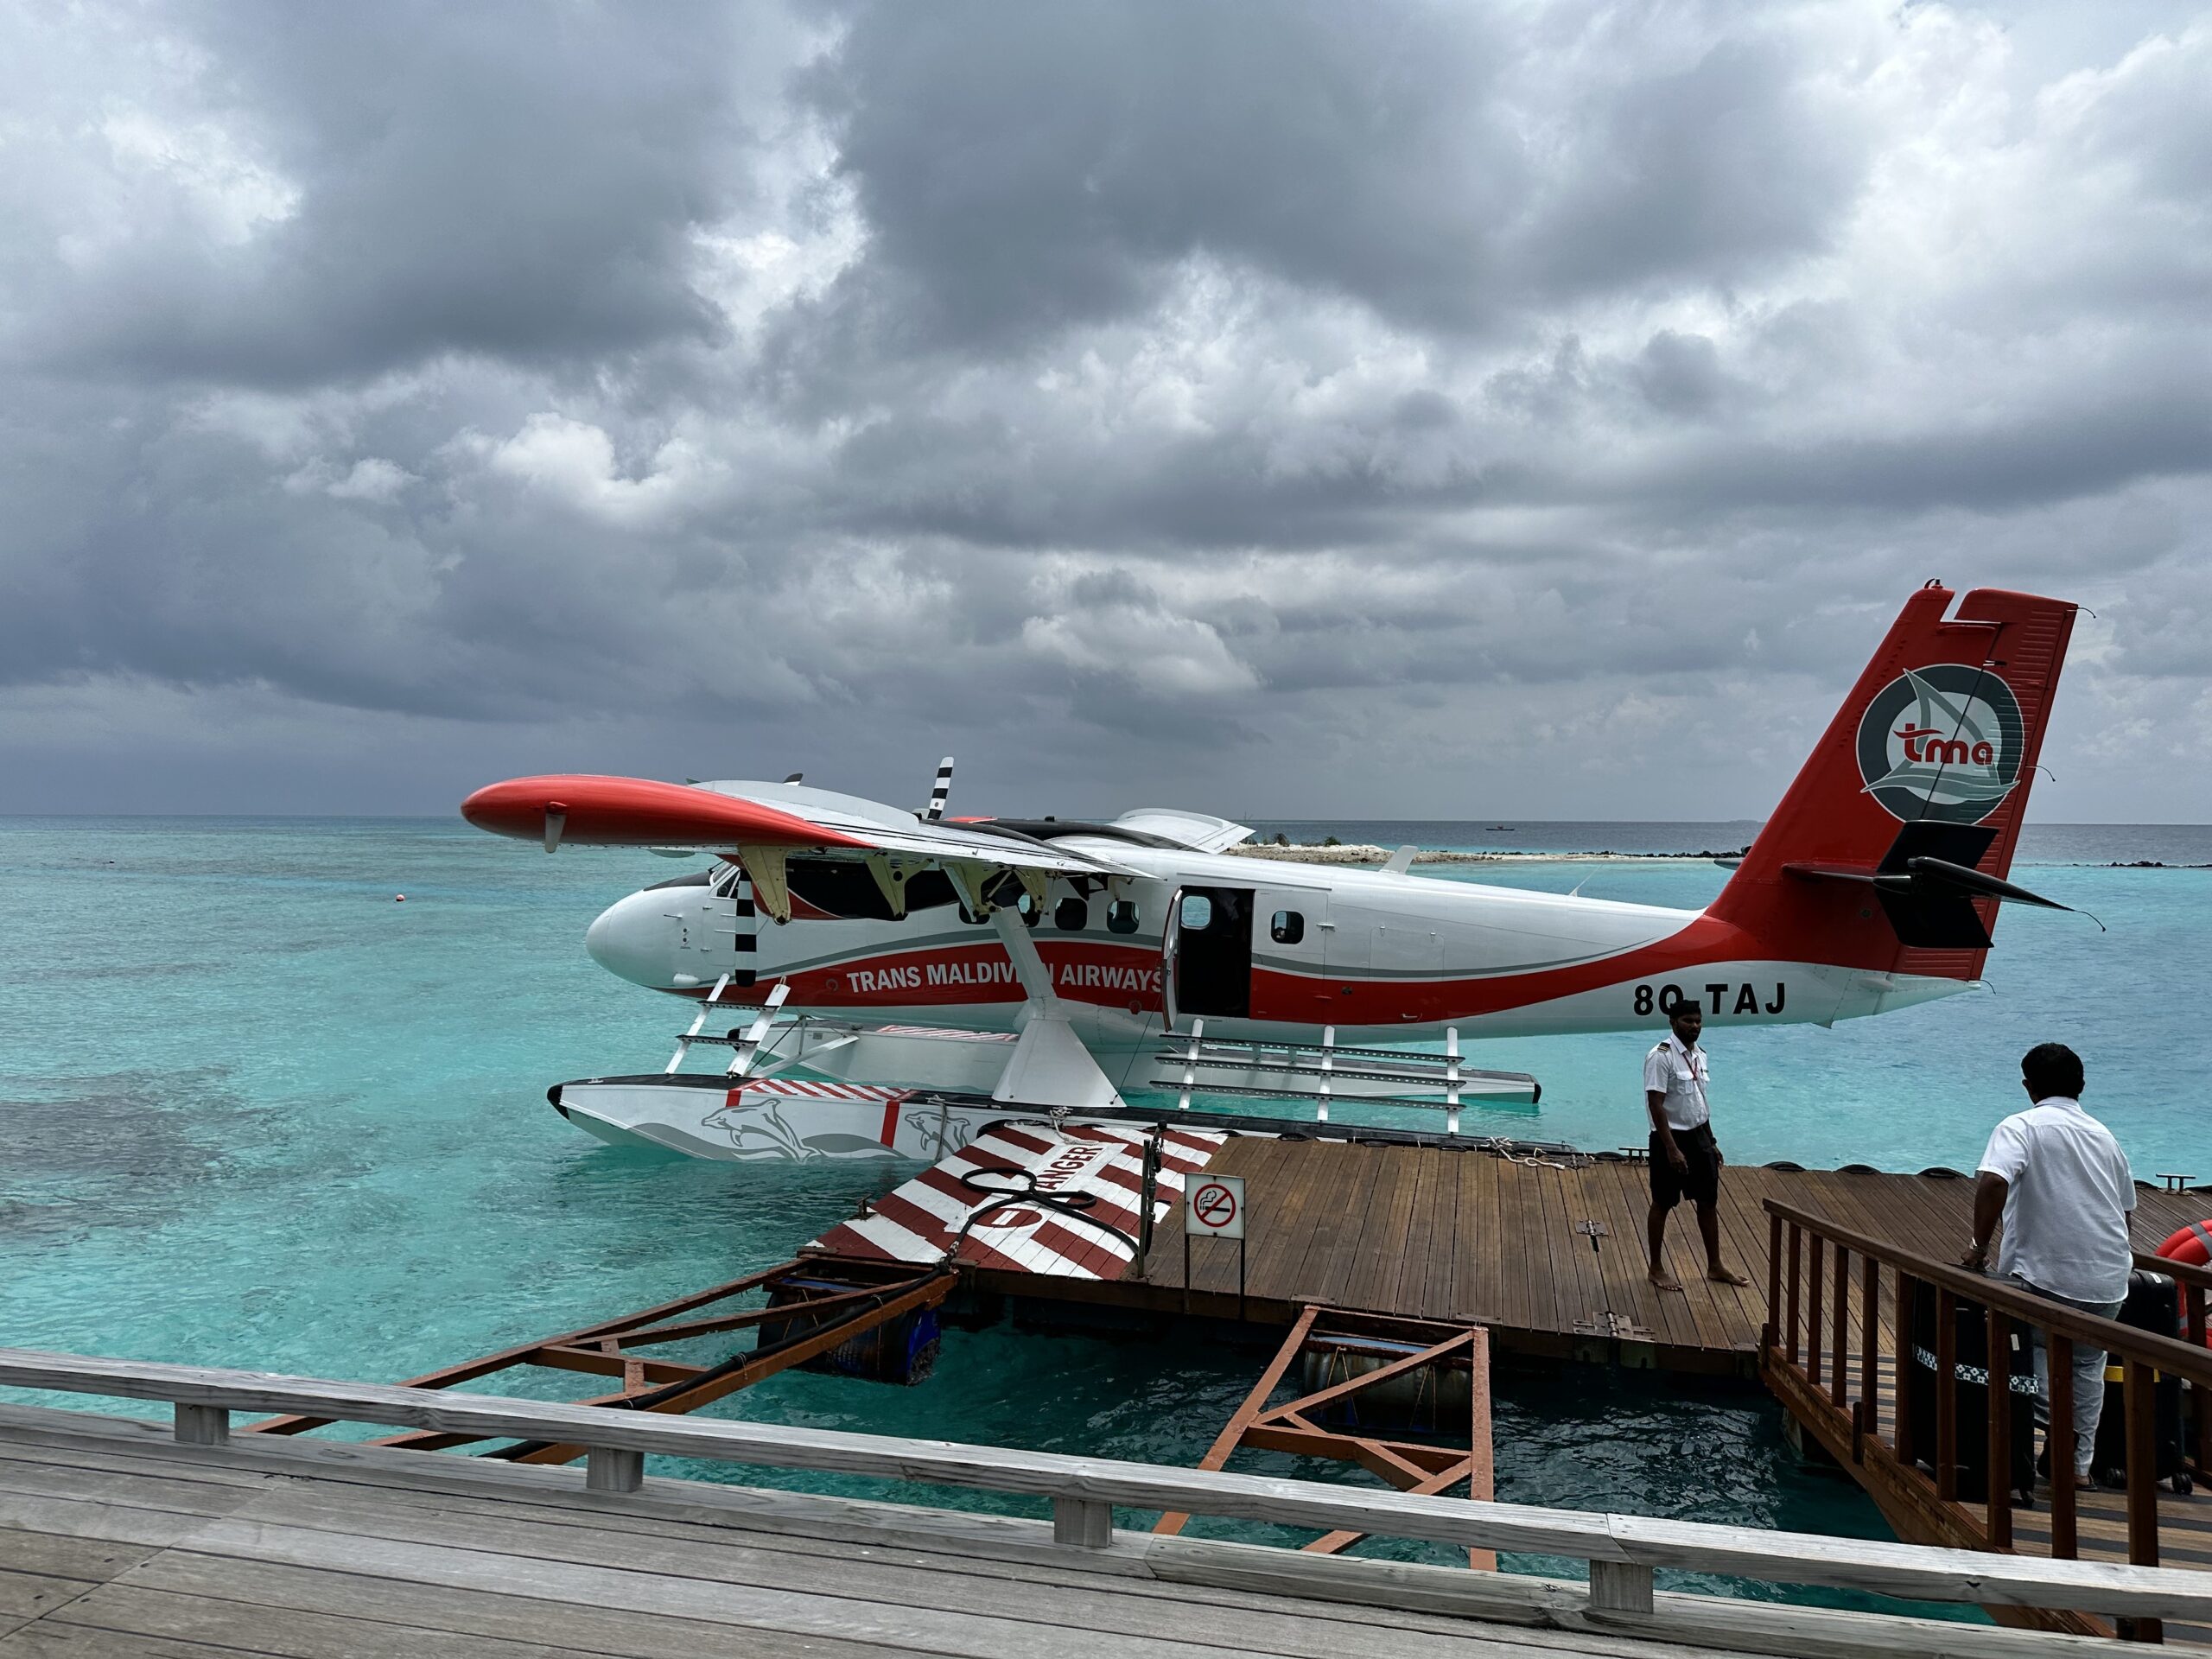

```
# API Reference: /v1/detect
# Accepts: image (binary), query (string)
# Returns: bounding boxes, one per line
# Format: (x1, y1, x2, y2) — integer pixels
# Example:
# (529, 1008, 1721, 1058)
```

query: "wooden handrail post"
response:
(1831, 1243, 1850, 1408)
(1859, 1252, 1878, 1422)
(174, 1403, 228, 1446)
(1808, 1235, 1827, 1386)
(1053, 1496, 1115, 1548)
(1935, 1288, 1958, 1502)
(585, 1446, 643, 1494)
(1986, 1307, 2012, 1549)
(2050, 1331, 2077, 1560)
(1588, 1559, 1655, 1614)
(2189, 1283, 2209, 1482)
(1785, 1222, 1802, 1365)
(2125, 1355, 2164, 1643)
(2126, 1356, 2159, 1568)
(1894, 1268, 1916, 1464)
(1764, 1209, 1783, 1357)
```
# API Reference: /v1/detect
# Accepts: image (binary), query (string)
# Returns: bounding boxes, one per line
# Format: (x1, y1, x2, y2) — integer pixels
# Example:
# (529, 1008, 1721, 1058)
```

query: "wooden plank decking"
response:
(0, 1399, 2181, 1659)
(1070, 1140, 2209, 1373)
(0, 1402, 1671, 1659)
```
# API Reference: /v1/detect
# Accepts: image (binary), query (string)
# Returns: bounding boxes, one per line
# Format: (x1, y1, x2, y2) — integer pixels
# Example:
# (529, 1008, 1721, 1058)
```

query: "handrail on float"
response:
(1762, 1198, 2212, 1644)
(4, 1344, 2212, 1630)
(1764, 1199, 2212, 1389)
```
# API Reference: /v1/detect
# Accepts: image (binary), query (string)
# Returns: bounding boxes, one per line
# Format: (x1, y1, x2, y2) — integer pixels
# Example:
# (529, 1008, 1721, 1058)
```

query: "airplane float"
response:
(463, 584, 2084, 1172)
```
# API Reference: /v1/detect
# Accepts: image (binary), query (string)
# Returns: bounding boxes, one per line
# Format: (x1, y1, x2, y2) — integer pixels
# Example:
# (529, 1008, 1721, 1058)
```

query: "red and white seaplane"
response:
(464, 584, 2083, 1185)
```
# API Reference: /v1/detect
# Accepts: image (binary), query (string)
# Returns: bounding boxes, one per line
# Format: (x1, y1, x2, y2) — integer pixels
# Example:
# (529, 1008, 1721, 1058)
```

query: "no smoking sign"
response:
(1185, 1174, 1246, 1240)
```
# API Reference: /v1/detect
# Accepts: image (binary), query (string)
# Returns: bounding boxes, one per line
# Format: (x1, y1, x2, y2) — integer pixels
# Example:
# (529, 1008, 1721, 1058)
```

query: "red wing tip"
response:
(460, 774, 868, 849)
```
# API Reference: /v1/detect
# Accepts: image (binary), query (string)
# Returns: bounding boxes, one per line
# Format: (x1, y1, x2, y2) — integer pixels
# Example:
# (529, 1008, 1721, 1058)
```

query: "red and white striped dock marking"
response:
(810, 1122, 1230, 1279)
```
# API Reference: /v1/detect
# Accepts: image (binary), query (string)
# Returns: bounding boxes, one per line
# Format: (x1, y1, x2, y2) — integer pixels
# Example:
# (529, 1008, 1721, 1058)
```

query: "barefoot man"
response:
(1644, 1002, 1751, 1293)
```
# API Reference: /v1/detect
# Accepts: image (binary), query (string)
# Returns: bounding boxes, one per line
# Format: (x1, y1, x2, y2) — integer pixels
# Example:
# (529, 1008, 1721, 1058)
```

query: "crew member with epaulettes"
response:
(1643, 1001, 1753, 1294)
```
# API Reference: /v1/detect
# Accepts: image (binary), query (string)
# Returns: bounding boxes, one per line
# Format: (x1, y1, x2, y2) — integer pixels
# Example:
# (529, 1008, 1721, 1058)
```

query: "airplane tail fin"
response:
(1709, 583, 2077, 981)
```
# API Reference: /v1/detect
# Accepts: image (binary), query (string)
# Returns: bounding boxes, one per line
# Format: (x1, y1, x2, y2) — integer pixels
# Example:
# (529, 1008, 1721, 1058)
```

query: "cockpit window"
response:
(645, 868, 714, 892)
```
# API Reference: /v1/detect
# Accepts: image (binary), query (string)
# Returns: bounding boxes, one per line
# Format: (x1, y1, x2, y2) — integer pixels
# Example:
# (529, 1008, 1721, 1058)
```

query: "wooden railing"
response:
(1764, 1199, 2212, 1643)
(7, 1345, 2212, 1635)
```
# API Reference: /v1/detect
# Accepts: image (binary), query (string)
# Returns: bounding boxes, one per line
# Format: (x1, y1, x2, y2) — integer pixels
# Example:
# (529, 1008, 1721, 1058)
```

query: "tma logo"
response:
(1855, 664, 2024, 824)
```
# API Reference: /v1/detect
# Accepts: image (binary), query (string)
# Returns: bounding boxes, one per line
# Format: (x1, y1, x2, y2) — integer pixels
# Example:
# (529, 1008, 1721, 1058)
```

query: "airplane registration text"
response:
(1633, 982, 1787, 1016)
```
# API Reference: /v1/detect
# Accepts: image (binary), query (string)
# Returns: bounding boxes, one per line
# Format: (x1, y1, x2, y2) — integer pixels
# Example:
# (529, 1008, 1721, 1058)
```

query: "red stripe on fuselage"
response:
(683, 912, 1907, 1023)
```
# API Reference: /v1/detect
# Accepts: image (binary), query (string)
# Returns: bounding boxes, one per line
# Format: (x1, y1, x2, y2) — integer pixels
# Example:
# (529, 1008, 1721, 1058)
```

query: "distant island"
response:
(1226, 842, 2209, 869)
(1228, 841, 1751, 866)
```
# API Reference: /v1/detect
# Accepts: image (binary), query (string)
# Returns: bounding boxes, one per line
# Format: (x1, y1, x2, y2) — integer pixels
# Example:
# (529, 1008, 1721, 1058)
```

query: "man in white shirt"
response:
(1962, 1043, 2136, 1484)
(1643, 1002, 1751, 1294)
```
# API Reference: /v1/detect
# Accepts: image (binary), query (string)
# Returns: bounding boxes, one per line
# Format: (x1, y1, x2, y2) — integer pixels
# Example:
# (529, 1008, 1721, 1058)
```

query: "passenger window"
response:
(1054, 896, 1088, 931)
(1271, 909, 1304, 945)
(1107, 899, 1140, 935)
(1179, 893, 1213, 931)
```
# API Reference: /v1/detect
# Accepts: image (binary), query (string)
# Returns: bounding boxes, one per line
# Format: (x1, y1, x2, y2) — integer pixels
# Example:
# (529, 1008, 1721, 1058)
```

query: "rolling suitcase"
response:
(1904, 1280, 2038, 1504)
(2089, 1270, 2193, 1494)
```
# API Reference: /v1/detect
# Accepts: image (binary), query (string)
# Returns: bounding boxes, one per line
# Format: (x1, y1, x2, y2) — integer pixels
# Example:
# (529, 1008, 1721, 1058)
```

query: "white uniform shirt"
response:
(1978, 1096, 2136, 1305)
(1643, 1035, 1710, 1132)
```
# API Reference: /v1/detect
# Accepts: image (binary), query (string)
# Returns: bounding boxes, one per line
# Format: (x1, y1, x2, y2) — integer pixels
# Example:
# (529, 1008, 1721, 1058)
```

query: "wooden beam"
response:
(1240, 1418, 1464, 1475)
(1766, 1200, 2212, 1390)
(1893, 1268, 1916, 1466)
(10, 1343, 2212, 1623)
(1467, 1326, 1496, 1572)
(2050, 1331, 2076, 1560)
(1303, 1458, 1471, 1555)
(1830, 1243, 1849, 1408)
(509, 1271, 955, 1466)
(1936, 1289, 1958, 1503)
(373, 1271, 950, 1456)
(1264, 1330, 1471, 1424)
(1154, 1304, 1319, 1537)
(240, 1260, 809, 1437)
(1986, 1307, 2012, 1550)
(2124, 1356, 2162, 1644)
(529, 1346, 708, 1385)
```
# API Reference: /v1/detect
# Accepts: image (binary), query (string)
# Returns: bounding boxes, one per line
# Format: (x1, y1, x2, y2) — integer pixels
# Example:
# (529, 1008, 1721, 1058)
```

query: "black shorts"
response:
(1650, 1123, 1720, 1211)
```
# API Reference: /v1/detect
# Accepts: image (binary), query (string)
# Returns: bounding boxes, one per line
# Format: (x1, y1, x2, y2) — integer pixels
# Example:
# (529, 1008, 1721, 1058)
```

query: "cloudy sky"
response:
(3, 1, 2207, 821)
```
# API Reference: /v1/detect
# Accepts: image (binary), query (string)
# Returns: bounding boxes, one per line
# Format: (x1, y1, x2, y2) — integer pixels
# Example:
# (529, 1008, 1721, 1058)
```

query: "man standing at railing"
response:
(1962, 1042, 2137, 1487)
(1644, 1000, 1752, 1294)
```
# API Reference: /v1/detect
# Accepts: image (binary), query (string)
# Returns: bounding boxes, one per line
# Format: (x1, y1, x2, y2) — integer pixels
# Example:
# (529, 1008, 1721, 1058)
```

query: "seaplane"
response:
(463, 583, 2086, 1186)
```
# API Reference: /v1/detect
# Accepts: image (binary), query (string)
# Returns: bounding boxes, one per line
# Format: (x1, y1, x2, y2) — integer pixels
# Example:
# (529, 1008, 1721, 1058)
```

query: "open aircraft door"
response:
(1160, 885, 1255, 1031)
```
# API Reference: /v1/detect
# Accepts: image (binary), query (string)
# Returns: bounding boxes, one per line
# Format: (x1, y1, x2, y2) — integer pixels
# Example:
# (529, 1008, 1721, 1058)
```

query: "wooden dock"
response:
(6, 1350, 2212, 1659)
(3, 1138, 2205, 1650)
(954, 1137, 2210, 1374)
(946, 1136, 2212, 1643)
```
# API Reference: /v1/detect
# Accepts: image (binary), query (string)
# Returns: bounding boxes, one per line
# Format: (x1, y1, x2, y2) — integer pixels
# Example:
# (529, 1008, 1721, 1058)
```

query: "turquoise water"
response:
(3, 816, 2205, 1611)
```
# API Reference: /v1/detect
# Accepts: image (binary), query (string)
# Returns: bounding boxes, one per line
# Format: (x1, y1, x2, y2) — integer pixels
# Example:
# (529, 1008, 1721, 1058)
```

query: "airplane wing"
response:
(461, 773, 1139, 922)
(1108, 807, 1252, 853)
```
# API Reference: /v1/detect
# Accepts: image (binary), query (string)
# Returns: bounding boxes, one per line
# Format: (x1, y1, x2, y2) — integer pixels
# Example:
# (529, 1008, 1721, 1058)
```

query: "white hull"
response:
(556, 1076, 1023, 1163)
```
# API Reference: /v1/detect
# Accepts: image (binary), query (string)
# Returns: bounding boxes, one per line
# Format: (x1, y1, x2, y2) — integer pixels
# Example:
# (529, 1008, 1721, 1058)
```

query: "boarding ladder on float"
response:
(664, 975, 801, 1077)
(1153, 1021, 1538, 1135)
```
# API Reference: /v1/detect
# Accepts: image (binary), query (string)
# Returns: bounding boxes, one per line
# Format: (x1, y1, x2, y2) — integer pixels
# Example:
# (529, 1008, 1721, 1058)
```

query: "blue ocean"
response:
(3, 816, 2207, 1611)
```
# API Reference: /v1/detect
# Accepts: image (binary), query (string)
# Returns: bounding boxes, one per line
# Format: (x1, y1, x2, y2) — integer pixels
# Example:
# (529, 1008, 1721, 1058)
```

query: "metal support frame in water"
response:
(238, 1255, 951, 1461)
(1155, 1303, 1496, 1567)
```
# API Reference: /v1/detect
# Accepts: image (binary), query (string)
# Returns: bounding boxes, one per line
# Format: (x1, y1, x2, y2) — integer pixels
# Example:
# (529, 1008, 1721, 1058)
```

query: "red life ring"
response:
(2155, 1220, 2212, 1344)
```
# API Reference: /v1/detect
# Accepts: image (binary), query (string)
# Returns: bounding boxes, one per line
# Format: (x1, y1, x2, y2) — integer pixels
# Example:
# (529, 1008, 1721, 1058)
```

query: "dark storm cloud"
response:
(29, 1, 761, 386)
(791, 2, 1865, 358)
(2, 2, 2210, 819)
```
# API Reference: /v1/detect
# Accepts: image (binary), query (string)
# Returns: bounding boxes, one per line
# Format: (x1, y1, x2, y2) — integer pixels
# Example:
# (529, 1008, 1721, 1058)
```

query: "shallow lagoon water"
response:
(2, 815, 2206, 1611)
